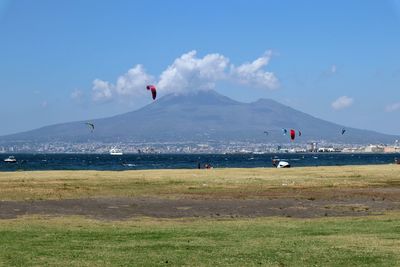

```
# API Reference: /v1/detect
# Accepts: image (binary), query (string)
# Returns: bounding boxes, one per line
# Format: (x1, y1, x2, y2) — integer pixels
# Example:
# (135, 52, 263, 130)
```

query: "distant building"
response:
(307, 142, 318, 152)
(318, 147, 335, 153)
(364, 145, 384, 153)
(383, 146, 400, 153)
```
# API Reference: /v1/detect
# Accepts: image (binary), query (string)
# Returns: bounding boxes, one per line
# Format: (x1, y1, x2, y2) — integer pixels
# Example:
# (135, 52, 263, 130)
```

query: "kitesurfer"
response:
(85, 122, 95, 133)
(146, 85, 157, 100)
(290, 129, 296, 141)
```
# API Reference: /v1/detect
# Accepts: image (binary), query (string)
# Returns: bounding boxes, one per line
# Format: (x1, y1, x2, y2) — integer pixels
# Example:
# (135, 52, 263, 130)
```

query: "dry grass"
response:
(0, 165, 399, 200)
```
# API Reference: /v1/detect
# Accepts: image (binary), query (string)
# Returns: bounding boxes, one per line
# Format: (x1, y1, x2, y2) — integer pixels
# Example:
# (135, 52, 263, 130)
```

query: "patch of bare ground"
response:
(1, 166, 399, 220)
(179, 187, 400, 202)
(0, 195, 399, 220)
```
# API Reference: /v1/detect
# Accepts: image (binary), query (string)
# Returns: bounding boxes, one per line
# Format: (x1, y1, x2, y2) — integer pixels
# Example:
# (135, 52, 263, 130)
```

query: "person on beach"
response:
(204, 163, 212, 169)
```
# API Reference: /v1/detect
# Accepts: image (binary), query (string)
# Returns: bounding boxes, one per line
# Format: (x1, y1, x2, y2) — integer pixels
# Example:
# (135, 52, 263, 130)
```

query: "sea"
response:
(1, 153, 400, 171)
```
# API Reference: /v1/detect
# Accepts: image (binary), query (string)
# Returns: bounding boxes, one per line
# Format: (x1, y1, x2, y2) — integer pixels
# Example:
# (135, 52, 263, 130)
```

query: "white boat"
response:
(4, 156, 17, 163)
(277, 161, 291, 168)
(272, 159, 291, 168)
(109, 148, 123, 156)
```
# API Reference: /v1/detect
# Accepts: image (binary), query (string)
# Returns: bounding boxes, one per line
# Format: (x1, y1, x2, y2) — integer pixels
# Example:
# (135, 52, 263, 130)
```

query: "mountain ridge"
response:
(0, 90, 398, 144)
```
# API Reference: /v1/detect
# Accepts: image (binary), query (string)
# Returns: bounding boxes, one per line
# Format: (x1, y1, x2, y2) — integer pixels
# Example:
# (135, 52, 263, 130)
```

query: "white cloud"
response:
(92, 79, 113, 102)
(231, 51, 279, 89)
(157, 51, 229, 94)
(332, 96, 354, 110)
(90, 50, 279, 102)
(385, 102, 400, 112)
(115, 65, 154, 96)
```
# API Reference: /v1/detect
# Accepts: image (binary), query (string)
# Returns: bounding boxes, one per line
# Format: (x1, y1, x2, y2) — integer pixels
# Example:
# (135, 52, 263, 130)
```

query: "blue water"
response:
(0, 153, 399, 171)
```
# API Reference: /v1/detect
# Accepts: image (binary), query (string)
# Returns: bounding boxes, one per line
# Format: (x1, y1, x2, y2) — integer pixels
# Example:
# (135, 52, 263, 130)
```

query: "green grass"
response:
(0, 214, 399, 266)
(0, 165, 399, 200)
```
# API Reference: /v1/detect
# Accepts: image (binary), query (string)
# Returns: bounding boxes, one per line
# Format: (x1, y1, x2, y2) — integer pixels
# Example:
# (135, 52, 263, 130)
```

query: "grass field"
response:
(0, 165, 400, 266)
(0, 165, 399, 200)
(1, 214, 399, 266)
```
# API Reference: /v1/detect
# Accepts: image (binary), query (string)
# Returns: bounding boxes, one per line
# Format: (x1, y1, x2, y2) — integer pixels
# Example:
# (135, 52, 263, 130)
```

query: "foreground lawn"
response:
(0, 165, 399, 200)
(0, 214, 399, 266)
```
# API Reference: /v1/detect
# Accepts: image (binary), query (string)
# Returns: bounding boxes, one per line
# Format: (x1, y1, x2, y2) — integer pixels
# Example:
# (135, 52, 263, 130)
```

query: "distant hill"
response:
(1, 90, 398, 144)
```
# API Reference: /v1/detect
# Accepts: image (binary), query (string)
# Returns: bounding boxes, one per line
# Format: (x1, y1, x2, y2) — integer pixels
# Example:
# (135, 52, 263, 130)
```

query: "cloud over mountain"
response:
(231, 51, 279, 89)
(158, 51, 229, 94)
(91, 50, 279, 102)
(92, 79, 113, 102)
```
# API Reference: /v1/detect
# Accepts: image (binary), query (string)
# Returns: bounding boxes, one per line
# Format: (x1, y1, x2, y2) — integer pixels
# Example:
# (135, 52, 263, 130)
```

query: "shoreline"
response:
(0, 162, 399, 173)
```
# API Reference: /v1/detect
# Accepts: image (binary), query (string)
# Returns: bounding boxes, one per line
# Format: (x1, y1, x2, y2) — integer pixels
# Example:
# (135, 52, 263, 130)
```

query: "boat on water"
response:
(272, 159, 291, 168)
(4, 156, 17, 163)
(277, 161, 291, 168)
(109, 148, 123, 156)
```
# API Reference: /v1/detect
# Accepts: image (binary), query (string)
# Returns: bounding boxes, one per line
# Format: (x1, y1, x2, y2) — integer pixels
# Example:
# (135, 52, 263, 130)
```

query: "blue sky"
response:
(0, 0, 400, 135)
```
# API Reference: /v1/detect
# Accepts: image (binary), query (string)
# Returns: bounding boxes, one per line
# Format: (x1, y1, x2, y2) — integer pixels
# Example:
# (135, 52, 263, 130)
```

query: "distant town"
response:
(0, 141, 399, 154)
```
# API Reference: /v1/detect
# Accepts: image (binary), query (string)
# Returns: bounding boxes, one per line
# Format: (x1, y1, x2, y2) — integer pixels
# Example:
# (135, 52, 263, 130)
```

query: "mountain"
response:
(1, 90, 398, 144)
